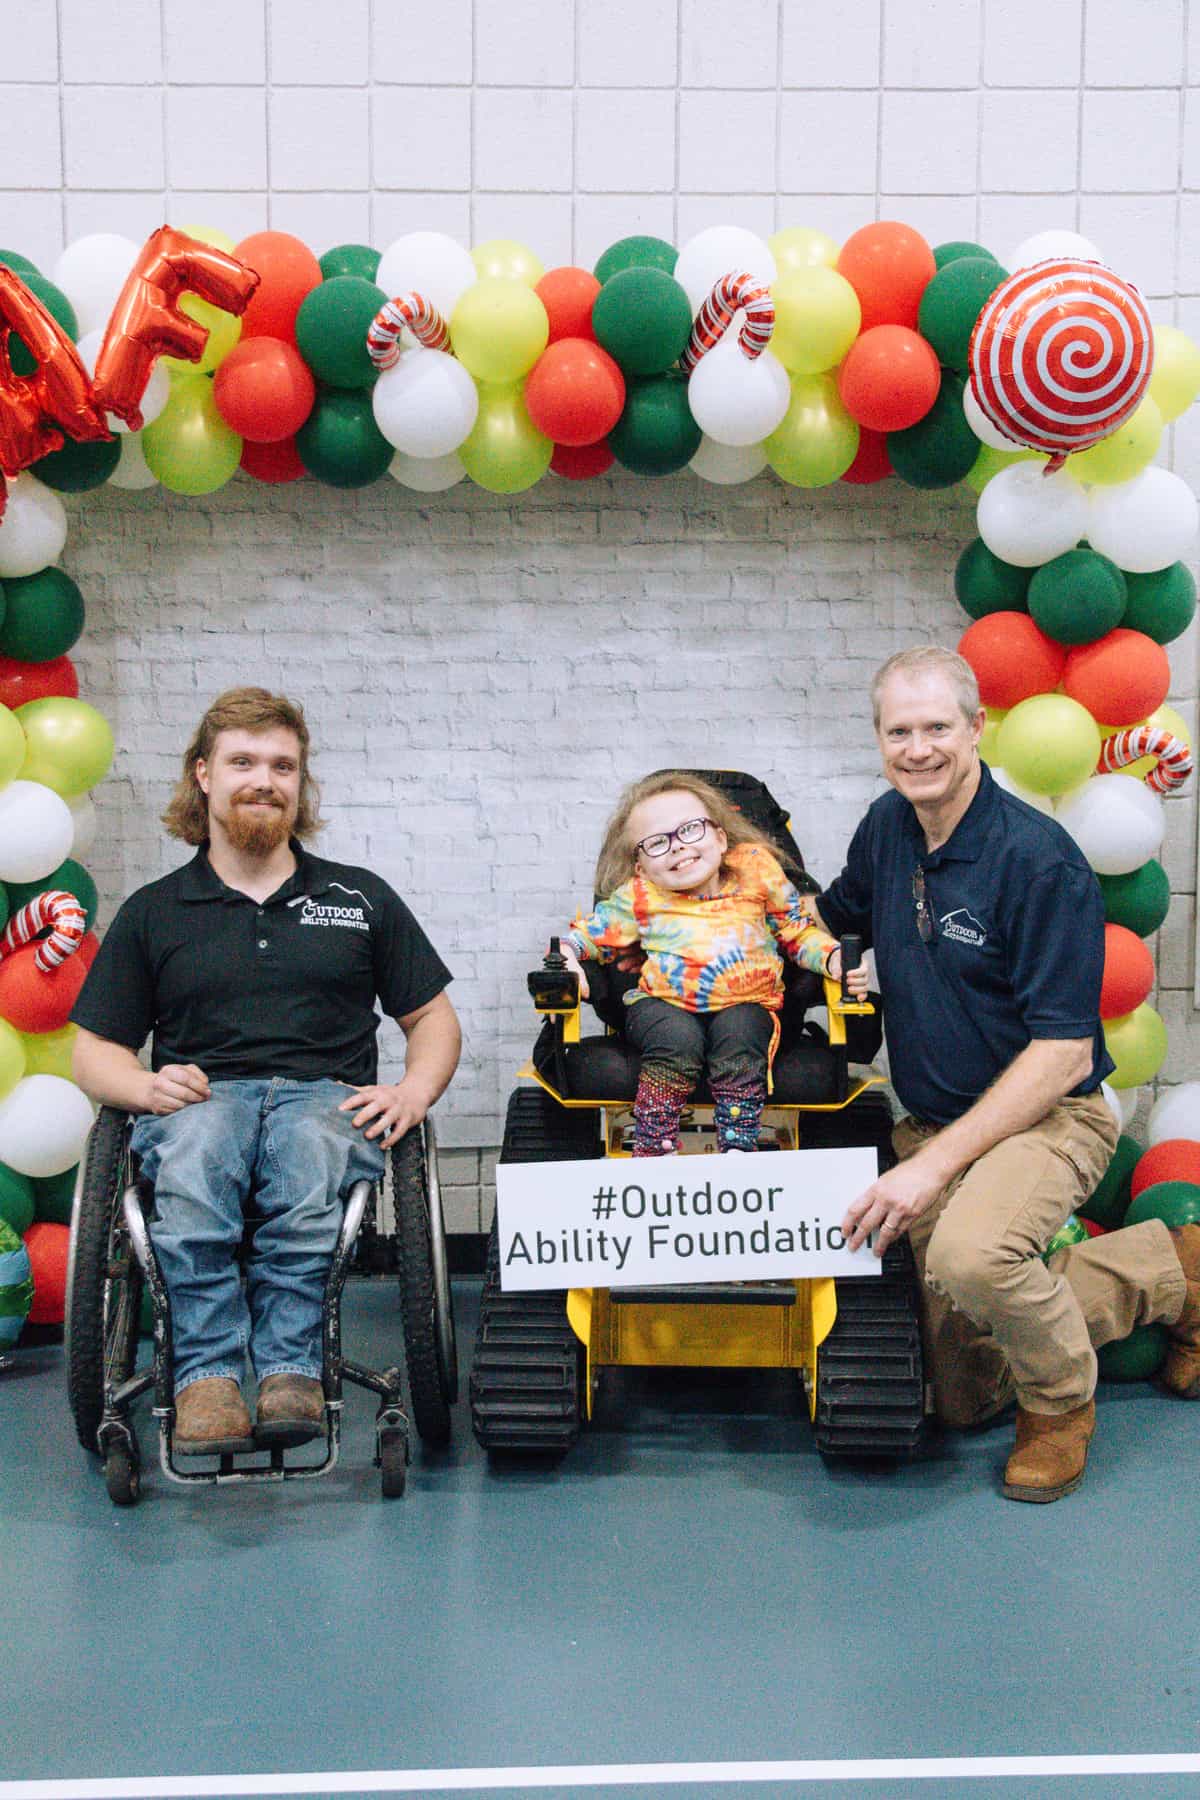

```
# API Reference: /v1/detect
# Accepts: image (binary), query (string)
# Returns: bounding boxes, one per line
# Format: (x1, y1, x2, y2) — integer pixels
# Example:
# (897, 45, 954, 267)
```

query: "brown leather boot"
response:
(174, 1377, 253, 1455)
(1002, 1399, 1095, 1503)
(254, 1373, 325, 1447)
(1161, 1225, 1200, 1399)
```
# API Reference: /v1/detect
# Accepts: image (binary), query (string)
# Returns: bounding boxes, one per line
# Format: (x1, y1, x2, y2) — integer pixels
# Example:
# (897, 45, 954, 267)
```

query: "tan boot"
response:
(254, 1373, 325, 1447)
(1002, 1399, 1095, 1503)
(1161, 1225, 1200, 1399)
(174, 1377, 253, 1455)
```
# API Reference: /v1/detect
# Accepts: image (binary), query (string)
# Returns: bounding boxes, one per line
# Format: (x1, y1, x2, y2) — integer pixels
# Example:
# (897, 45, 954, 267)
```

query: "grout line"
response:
(673, 0, 681, 245)
(54, 0, 67, 250)
(875, 0, 885, 220)
(1075, 0, 1086, 231)
(773, 0, 783, 232)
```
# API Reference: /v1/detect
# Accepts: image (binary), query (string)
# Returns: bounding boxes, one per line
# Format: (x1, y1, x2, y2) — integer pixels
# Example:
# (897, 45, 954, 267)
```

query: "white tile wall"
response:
(163, 0, 266, 84)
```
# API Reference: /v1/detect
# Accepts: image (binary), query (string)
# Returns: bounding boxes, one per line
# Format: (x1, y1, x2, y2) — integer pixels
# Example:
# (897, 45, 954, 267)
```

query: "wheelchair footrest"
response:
(611, 1281, 796, 1307)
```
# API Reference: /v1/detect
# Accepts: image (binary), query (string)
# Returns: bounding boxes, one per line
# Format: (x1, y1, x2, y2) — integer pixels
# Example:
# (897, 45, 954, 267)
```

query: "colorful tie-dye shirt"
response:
(565, 842, 838, 1016)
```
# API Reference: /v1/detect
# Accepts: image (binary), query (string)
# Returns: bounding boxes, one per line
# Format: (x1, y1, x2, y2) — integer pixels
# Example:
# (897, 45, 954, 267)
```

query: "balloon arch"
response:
(1, 215, 1200, 1363)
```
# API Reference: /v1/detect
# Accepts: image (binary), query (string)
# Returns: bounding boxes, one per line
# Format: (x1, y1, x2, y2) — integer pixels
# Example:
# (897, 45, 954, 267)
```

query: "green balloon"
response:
(33, 433, 121, 493)
(1043, 1213, 1089, 1261)
(1125, 1179, 1200, 1231)
(1098, 1322, 1169, 1382)
(594, 235, 678, 284)
(918, 259, 1007, 370)
(1079, 1132, 1142, 1228)
(608, 374, 701, 475)
(32, 1164, 77, 1225)
(5, 857, 98, 932)
(933, 241, 1001, 270)
(296, 387, 392, 487)
(0, 1162, 34, 1235)
(1027, 548, 1128, 646)
(887, 372, 978, 489)
(10, 271, 77, 377)
(0, 249, 39, 273)
(955, 537, 1031, 617)
(592, 268, 692, 377)
(1121, 563, 1197, 646)
(319, 243, 381, 283)
(1097, 862, 1171, 939)
(0, 566, 85, 662)
(295, 277, 386, 390)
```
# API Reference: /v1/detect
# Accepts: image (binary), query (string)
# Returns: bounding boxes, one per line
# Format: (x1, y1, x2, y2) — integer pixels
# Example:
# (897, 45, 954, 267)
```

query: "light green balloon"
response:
(458, 383, 552, 494)
(764, 373, 859, 488)
(994, 695, 1101, 796)
(964, 442, 1043, 494)
(450, 279, 549, 384)
(1104, 1003, 1168, 1088)
(20, 1023, 75, 1082)
(142, 374, 243, 495)
(15, 698, 115, 798)
(0, 1019, 26, 1102)
(0, 704, 26, 788)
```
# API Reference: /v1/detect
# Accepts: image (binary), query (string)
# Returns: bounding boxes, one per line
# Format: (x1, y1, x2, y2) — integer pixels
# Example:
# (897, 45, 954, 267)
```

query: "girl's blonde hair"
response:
(163, 686, 324, 846)
(594, 770, 785, 895)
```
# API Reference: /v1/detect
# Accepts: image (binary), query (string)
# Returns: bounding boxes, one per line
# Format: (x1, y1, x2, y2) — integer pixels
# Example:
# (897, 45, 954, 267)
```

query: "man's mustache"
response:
(233, 791, 286, 807)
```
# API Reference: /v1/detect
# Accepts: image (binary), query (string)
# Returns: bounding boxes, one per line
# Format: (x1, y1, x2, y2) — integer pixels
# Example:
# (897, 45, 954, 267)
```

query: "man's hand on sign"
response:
(841, 1156, 943, 1257)
(340, 1077, 434, 1149)
(145, 1064, 211, 1114)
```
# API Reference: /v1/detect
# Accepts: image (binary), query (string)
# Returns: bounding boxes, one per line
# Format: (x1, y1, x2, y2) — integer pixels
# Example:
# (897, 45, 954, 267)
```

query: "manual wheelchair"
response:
(65, 1104, 457, 1506)
(470, 770, 926, 1466)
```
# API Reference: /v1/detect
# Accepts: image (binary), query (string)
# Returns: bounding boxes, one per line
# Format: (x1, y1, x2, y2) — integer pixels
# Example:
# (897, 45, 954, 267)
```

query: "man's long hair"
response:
(163, 687, 324, 846)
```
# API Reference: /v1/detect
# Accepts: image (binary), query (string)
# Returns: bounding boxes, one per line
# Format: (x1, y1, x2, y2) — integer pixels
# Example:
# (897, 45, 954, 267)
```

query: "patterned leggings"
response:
(623, 998, 773, 1157)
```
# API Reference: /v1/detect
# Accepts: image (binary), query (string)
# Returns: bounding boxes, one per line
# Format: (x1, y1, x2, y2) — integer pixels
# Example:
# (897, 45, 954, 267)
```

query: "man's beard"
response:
(225, 799, 293, 857)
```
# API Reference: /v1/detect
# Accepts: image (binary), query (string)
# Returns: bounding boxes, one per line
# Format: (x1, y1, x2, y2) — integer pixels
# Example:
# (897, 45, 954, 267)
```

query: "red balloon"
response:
(235, 232, 323, 345)
(838, 326, 940, 432)
(0, 654, 78, 709)
(957, 613, 1067, 709)
(837, 221, 936, 332)
(526, 338, 625, 447)
(0, 932, 96, 1033)
(24, 1219, 69, 1324)
(841, 428, 892, 485)
(1081, 1216, 1109, 1238)
(1132, 1139, 1200, 1198)
(1100, 923, 1156, 1019)
(213, 336, 315, 442)
(0, 267, 111, 511)
(240, 434, 306, 483)
(551, 440, 614, 480)
(535, 266, 601, 344)
(1061, 629, 1171, 727)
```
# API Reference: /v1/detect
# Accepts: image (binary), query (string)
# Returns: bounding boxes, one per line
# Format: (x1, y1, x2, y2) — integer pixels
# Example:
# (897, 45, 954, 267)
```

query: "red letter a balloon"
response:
(0, 266, 111, 522)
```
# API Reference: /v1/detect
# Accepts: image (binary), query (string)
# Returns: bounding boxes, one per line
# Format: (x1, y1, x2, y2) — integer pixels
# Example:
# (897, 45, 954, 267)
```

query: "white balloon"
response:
(372, 347, 478, 457)
(990, 767, 1055, 815)
(689, 435, 768, 485)
(67, 793, 97, 859)
(1087, 468, 1199, 574)
(963, 380, 1022, 450)
(1007, 229, 1103, 272)
(52, 233, 139, 337)
(1099, 1081, 1124, 1133)
(389, 449, 467, 492)
(0, 781, 74, 883)
(107, 432, 158, 490)
(75, 326, 168, 434)
(0, 474, 68, 578)
(1054, 774, 1165, 875)
(976, 461, 1088, 567)
(0, 1073, 94, 1178)
(1118, 1085, 1142, 1127)
(687, 340, 789, 447)
(375, 232, 477, 324)
(674, 227, 777, 313)
(1147, 1081, 1200, 1146)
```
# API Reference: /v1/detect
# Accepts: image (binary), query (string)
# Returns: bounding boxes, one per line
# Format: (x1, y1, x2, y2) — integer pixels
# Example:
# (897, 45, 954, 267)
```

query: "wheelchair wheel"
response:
(104, 1443, 141, 1507)
(66, 1107, 143, 1458)
(392, 1121, 456, 1447)
(379, 1427, 408, 1499)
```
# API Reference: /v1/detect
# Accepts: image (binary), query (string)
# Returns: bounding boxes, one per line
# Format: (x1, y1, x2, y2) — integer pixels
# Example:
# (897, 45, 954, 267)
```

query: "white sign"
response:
(496, 1147, 882, 1291)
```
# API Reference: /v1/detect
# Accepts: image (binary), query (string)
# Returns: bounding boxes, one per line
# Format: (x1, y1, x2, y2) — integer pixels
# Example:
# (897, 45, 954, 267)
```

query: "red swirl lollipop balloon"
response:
(969, 259, 1153, 471)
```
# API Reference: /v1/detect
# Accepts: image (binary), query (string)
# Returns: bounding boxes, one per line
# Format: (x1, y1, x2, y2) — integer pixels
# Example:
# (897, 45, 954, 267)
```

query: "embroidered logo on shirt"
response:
(939, 907, 988, 947)
(291, 896, 368, 931)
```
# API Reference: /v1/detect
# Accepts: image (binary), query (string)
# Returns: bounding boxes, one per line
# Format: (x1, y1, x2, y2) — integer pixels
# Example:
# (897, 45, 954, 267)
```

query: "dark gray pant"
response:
(623, 997, 774, 1088)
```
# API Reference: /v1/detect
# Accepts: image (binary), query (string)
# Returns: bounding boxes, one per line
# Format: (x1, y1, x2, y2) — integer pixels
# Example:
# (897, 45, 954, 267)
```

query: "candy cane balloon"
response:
(0, 890, 87, 972)
(683, 271, 789, 448)
(366, 292, 452, 371)
(680, 272, 775, 376)
(1097, 726, 1194, 795)
(368, 291, 479, 459)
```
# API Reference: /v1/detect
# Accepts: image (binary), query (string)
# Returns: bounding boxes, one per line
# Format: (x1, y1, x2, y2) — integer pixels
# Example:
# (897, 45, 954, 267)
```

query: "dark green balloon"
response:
(33, 433, 121, 493)
(1121, 563, 1197, 646)
(296, 387, 392, 487)
(0, 249, 38, 273)
(0, 566, 85, 662)
(592, 268, 692, 377)
(1125, 1179, 1200, 1231)
(887, 373, 978, 489)
(0, 1162, 34, 1235)
(1097, 861, 1171, 938)
(608, 374, 701, 475)
(5, 858, 98, 932)
(1027, 548, 1128, 646)
(593, 235, 678, 284)
(918, 258, 1008, 371)
(932, 241, 1000, 270)
(955, 537, 1032, 617)
(1079, 1131, 1142, 1228)
(31, 1165, 77, 1226)
(9, 271, 77, 377)
(1097, 1322, 1169, 1382)
(295, 277, 387, 390)
(319, 243, 381, 283)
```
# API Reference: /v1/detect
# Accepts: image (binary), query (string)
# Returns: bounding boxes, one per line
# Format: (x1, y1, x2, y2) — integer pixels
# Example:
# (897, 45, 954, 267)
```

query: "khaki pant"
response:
(897, 1092, 1187, 1424)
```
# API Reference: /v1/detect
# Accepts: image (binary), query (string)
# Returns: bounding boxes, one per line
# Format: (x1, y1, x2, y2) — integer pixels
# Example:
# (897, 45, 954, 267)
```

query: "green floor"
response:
(2, 1277, 1198, 1800)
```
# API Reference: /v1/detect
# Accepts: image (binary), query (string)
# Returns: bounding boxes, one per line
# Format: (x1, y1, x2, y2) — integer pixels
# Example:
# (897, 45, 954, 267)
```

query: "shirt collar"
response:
(177, 840, 334, 903)
(905, 760, 999, 866)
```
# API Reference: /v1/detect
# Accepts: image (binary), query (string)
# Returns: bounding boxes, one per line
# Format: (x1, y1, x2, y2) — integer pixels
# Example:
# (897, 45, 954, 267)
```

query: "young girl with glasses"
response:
(559, 772, 869, 1157)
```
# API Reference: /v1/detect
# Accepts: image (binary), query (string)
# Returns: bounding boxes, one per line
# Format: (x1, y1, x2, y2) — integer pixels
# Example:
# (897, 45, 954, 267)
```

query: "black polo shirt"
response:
(70, 843, 451, 1086)
(818, 762, 1113, 1127)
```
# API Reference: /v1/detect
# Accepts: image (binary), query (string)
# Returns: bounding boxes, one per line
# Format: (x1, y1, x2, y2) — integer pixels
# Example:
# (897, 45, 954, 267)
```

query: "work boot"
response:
(254, 1373, 325, 1447)
(1001, 1399, 1095, 1503)
(174, 1376, 253, 1456)
(1161, 1225, 1200, 1399)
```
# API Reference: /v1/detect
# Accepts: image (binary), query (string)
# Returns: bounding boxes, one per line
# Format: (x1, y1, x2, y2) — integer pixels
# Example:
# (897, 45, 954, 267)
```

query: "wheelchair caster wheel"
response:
(105, 1445, 141, 1507)
(379, 1428, 408, 1499)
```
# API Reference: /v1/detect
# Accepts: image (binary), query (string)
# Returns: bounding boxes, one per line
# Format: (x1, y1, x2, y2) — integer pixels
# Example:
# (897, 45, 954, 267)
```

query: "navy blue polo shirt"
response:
(71, 842, 451, 1086)
(818, 763, 1113, 1127)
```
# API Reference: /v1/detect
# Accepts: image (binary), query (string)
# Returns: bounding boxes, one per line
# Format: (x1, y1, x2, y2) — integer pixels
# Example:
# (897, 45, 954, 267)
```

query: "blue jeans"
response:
(130, 1079, 385, 1395)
